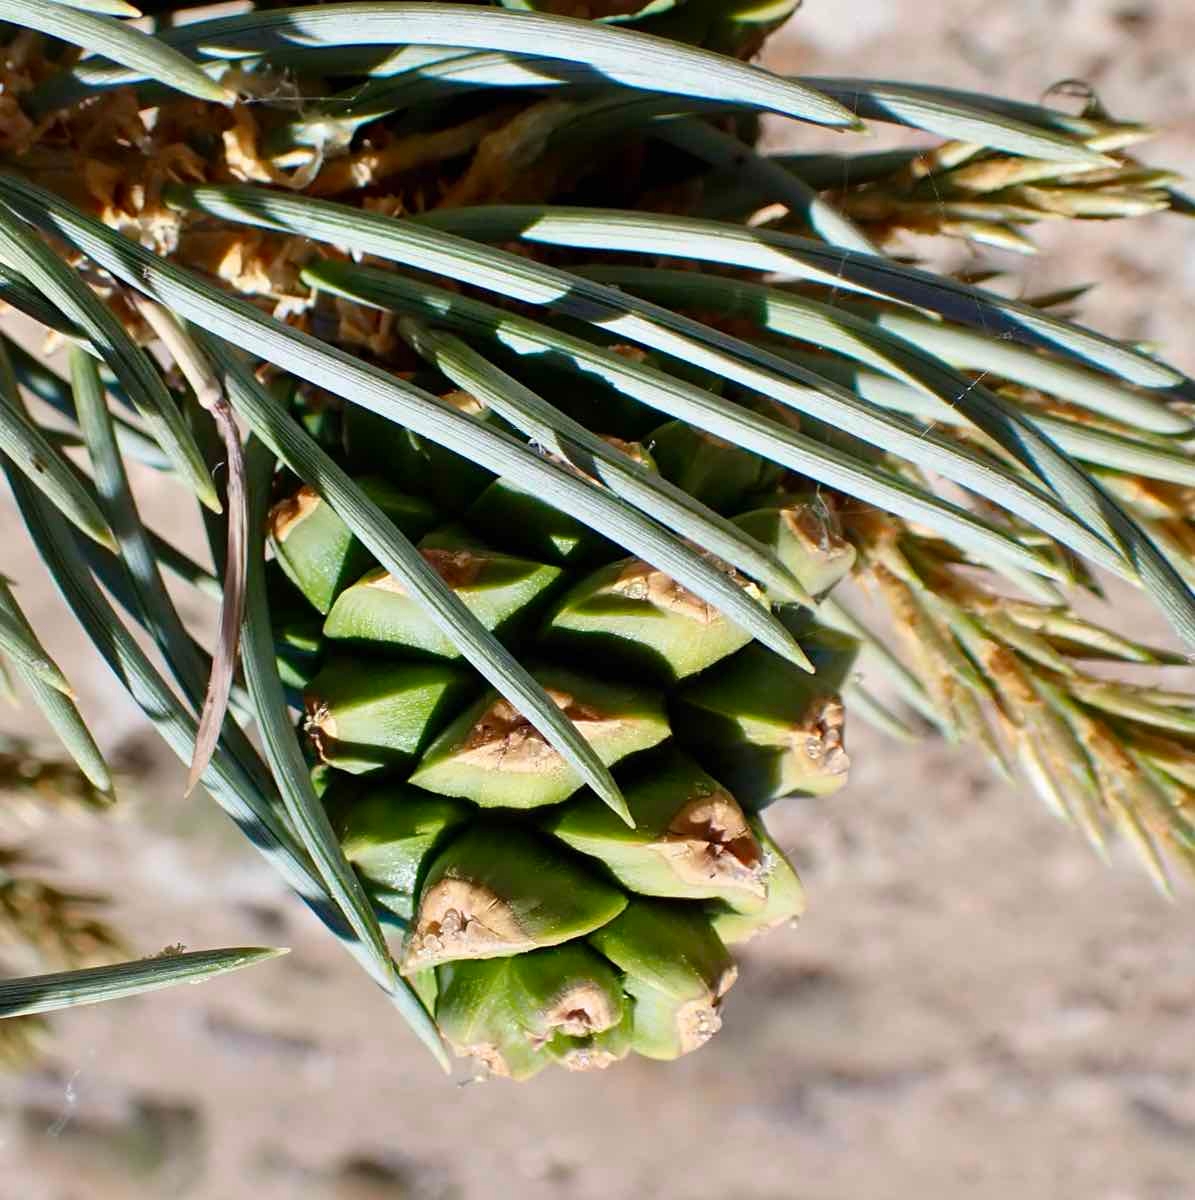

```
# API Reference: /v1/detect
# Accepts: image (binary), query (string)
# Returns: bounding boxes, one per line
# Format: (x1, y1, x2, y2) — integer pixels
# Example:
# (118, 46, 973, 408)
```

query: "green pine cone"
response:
(271, 405, 851, 1078)
(7, 0, 1189, 1095)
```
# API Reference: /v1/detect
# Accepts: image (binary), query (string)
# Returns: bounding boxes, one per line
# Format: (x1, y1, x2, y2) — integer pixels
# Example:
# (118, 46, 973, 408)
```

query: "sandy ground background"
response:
(4, 1, 1195, 1197)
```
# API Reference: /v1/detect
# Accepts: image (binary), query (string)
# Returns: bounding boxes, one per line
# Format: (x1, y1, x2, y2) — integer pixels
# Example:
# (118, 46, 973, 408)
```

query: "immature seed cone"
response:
(275, 414, 857, 1078)
(7, 0, 1188, 1084)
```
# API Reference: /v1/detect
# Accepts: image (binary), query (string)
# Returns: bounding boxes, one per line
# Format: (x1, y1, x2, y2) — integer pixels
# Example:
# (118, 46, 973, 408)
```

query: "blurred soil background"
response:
(3, 1, 1195, 1197)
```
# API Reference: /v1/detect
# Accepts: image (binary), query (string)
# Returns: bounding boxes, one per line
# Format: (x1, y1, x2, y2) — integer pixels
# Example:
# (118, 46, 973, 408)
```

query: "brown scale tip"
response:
(782, 505, 853, 563)
(456, 1041, 514, 1079)
(269, 485, 320, 543)
(362, 548, 487, 596)
(455, 689, 620, 774)
(402, 879, 532, 971)
(600, 436, 653, 468)
(677, 966, 739, 1056)
(794, 696, 850, 778)
(676, 999, 723, 1055)
(440, 389, 485, 416)
(538, 983, 620, 1042)
(658, 788, 766, 899)
(610, 561, 730, 625)
(557, 1046, 622, 1072)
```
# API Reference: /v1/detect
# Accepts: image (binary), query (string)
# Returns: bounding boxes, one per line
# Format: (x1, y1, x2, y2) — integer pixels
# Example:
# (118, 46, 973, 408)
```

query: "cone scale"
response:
(671, 623, 857, 808)
(542, 749, 768, 905)
(409, 665, 670, 808)
(402, 824, 628, 971)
